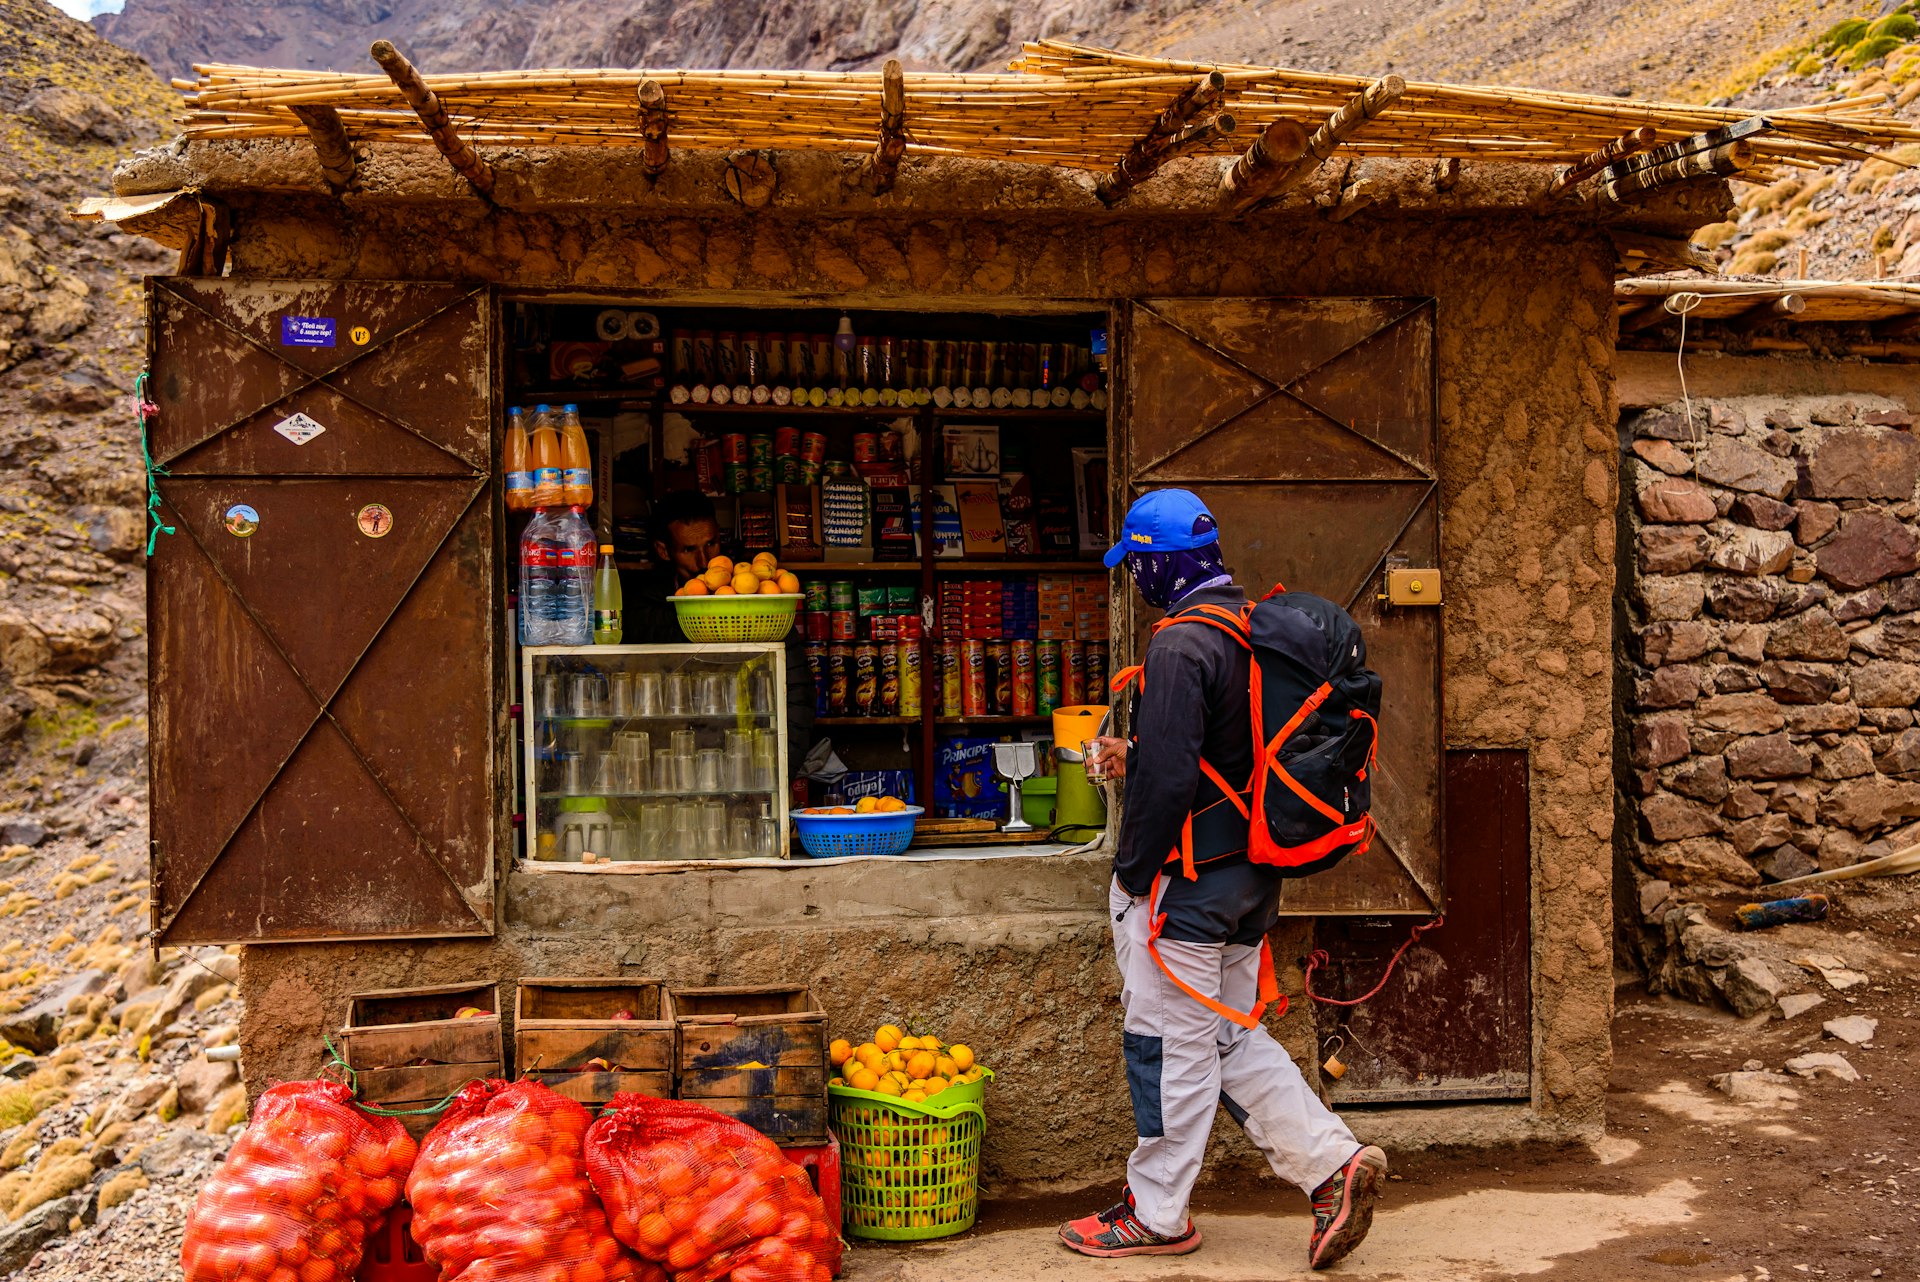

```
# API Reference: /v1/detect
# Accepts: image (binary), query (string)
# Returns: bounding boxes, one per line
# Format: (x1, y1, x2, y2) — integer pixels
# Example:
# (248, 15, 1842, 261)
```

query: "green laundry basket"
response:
(830, 1082, 987, 1240)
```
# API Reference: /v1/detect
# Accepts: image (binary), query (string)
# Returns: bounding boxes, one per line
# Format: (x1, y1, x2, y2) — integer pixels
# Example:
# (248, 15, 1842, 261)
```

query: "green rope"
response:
(323, 1034, 469, 1119)
(135, 373, 174, 557)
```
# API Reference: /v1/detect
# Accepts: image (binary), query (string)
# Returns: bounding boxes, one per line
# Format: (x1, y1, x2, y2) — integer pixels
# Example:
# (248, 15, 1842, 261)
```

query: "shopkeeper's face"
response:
(657, 517, 722, 584)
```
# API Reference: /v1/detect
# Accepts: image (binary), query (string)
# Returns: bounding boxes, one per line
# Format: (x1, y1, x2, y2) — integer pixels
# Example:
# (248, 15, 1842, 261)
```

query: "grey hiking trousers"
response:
(1110, 875, 1360, 1237)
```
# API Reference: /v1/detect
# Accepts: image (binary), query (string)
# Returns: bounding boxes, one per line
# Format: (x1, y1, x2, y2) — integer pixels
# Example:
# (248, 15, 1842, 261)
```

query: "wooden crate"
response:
(515, 977, 675, 1108)
(339, 982, 503, 1138)
(670, 984, 828, 1143)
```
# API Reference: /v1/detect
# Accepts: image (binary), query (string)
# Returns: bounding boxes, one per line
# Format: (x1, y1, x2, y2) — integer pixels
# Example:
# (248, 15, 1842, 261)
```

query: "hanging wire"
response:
(323, 1034, 470, 1118)
(135, 372, 175, 557)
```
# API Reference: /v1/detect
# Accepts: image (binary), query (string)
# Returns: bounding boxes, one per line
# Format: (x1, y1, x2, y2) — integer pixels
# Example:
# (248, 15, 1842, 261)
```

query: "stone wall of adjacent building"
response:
(1619, 393, 1920, 932)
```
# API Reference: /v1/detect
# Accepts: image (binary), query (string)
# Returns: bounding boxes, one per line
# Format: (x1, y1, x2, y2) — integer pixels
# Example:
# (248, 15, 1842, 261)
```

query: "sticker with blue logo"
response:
(281, 316, 336, 347)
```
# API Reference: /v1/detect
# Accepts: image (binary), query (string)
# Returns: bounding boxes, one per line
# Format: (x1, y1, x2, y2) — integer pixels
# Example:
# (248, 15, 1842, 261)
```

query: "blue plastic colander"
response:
(791, 806, 924, 857)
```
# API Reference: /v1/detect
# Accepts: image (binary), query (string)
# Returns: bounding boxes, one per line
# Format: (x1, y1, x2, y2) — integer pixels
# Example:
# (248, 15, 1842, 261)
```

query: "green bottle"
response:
(592, 544, 623, 644)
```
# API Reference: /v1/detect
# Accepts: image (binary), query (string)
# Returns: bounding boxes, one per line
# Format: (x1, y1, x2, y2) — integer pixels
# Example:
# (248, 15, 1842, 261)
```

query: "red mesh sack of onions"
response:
(585, 1095, 841, 1282)
(180, 1080, 416, 1282)
(406, 1079, 665, 1282)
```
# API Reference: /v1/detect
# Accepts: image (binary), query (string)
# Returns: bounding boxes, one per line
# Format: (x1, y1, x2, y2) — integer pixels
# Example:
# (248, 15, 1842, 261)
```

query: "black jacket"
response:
(626, 567, 816, 773)
(1113, 582, 1279, 943)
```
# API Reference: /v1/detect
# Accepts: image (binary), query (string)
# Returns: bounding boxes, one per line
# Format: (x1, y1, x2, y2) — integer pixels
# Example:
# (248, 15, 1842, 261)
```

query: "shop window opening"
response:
(504, 299, 1114, 869)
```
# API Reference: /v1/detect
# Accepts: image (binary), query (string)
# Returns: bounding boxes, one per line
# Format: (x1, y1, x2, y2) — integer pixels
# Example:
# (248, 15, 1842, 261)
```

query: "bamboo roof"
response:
(173, 39, 1920, 185)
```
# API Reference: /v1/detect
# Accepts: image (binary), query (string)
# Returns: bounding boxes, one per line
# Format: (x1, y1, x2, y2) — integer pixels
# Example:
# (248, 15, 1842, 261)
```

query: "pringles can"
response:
(941, 641, 963, 716)
(1011, 639, 1036, 716)
(1038, 639, 1062, 713)
(853, 642, 879, 715)
(962, 640, 987, 717)
(987, 640, 1012, 716)
(1064, 639, 1086, 705)
(827, 644, 851, 715)
(899, 641, 922, 716)
(879, 645, 900, 716)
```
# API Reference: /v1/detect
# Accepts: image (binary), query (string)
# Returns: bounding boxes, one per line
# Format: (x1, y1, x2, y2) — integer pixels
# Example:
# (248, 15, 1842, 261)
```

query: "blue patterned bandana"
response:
(1123, 515, 1226, 608)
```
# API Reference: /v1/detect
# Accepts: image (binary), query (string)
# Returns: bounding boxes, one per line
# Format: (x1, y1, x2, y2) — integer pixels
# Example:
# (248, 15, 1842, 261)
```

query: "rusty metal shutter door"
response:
(1120, 297, 1442, 915)
(147, 279, 497, 944)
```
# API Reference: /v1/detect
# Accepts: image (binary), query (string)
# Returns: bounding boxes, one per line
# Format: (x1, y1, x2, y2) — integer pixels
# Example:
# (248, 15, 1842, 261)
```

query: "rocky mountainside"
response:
(0, 5, 251, 1279)
(98, 0, 1840, 103)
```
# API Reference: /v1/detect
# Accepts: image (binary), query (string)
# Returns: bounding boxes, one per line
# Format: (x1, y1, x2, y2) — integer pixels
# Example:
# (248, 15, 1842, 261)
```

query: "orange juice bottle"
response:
(527, 404, 562, 507)
(558, 404, 592, 508)
(503, 406, 532, 511)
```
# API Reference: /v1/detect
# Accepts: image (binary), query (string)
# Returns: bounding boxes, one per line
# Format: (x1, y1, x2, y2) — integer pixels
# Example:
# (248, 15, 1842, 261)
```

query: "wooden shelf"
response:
(935, 715, 1054, 726)
(932, 560, 1105, 573)
(782, 561, 921, 573)
(931, 405, 1106, 420)
(816, 715, 917, 726)
(510, 388, 1105, 423)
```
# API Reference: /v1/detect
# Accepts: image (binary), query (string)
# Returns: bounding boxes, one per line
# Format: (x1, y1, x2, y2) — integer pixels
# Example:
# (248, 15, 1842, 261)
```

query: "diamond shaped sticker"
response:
(272, 411, 326, 446)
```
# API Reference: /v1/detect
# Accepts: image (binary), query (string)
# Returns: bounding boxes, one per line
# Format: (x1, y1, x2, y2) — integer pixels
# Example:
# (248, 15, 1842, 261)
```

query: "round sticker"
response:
(224, 504, 259, 538)
(349, 325, 371, 345)
(356, 503, 393, 539)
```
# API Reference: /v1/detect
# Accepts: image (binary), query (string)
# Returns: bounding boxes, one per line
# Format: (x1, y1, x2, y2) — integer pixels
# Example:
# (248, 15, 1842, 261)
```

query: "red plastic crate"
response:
(357, 1204, 435, 1282)
(784, 1132, 844, 1272)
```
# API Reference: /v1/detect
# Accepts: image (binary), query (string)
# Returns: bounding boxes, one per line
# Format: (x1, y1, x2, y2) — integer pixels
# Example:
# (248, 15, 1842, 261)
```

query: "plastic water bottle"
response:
(519, 508, 595, 645)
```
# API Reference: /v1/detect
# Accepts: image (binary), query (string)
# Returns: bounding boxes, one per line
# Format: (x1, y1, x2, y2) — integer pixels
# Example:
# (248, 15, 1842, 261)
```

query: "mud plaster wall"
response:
(226, 202, 1621, 1176)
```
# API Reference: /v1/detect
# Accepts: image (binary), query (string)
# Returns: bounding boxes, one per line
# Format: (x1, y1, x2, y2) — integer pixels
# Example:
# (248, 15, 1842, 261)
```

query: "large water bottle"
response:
(548, 507, 596, 645)
(519, 509, 559, 646)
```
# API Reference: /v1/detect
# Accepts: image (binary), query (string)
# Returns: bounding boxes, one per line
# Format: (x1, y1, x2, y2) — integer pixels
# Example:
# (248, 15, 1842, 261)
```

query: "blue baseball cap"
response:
(1104, 489, 1219, 567)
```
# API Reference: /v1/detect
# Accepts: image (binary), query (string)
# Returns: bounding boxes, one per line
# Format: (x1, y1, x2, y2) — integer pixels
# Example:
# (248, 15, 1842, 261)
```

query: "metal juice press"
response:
(989, 741, 1039, 834)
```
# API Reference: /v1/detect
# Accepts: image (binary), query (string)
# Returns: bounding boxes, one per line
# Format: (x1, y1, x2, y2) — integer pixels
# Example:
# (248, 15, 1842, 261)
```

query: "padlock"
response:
(1322, 1052, 1347, 1080)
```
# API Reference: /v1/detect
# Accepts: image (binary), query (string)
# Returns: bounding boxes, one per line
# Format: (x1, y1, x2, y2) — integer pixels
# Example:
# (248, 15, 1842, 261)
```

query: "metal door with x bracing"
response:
(146, 278, 497, 944)
(1120, 297, 1441, 915)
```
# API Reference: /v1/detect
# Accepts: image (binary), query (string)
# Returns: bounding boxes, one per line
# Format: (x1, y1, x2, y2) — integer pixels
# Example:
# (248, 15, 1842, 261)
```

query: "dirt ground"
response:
(842, 879, 1920, 1282)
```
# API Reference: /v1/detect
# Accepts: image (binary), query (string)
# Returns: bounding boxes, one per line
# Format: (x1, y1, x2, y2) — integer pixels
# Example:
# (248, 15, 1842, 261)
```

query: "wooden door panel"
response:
(1122, 298, 1440, 915)
(148, 278, 496, 944)
(1314, 750, 1531, 1102)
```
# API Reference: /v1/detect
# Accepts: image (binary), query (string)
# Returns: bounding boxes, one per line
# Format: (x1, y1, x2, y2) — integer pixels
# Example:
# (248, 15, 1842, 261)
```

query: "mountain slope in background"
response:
(97, 0, 1843, 104)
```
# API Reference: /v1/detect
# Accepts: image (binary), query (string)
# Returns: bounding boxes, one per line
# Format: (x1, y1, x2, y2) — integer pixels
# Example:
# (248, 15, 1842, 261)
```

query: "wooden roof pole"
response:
(1218, 119, 1311, 211)
(369, 39, 494, 195)
(638, 79, 669, 179)
(861, 59, 908, 194)
(1546, 124, 1655, 197)
(288, 104, 356, 191)
(1729, 293, 1806, 333)
(1095, 70, 1227, 206)
(1221, 73, 1404, 216)
(1602, 138, 1753, 203)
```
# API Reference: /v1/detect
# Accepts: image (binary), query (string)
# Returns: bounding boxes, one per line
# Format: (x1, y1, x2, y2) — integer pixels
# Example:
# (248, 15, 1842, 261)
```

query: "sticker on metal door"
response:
(280, 316, 336, 347)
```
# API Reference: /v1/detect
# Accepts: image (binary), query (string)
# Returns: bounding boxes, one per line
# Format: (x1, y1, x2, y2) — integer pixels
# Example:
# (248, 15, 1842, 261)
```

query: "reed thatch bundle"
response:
(171, 37, 1920, 186)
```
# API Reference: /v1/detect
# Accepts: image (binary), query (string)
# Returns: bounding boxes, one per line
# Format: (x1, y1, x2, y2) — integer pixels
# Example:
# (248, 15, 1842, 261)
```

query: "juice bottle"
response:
(527, 404, 562, 508)
(558, 403, 593, 508)
(503, 406, 532, 511)
(592, 543, 623, 645)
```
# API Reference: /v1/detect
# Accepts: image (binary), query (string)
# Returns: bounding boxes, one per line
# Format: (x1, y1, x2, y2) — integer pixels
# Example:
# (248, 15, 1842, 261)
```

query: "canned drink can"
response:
(879, 644, 900, 716)
(828, 580, 856, 610)
(805, 644, 829, 716)
(748, 433, 774, 465)
(852, 432, 879, 464)
(1038, 639, 1062, 713)
(805, 611, 830, 643)
(801, 430, 828, 465)
(774, 425, 799, 458)
(827, 644, 851, 716)
(830, 610, 857, 642)
(941, 641, 963, 716)
(804, 580, 830, 612)
(1012, 639, 1036, 716)
(987, 640, 1012, 716)
(1064, 639, 1086, 706)
(962, 640, 988, 717)
(854, 643, 879, 715)
(899, 641, 922, 716)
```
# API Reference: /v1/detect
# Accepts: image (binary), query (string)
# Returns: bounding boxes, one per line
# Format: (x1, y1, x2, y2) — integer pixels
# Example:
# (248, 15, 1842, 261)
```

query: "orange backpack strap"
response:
(1143, 872, 1286, 1030)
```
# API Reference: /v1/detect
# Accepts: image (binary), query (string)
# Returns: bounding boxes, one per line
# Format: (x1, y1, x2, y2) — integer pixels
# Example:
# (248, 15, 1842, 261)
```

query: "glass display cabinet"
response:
(521, 644, 789, 863)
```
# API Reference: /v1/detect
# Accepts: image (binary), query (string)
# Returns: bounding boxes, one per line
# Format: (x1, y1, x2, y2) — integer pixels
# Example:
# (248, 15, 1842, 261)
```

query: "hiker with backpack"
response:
(1057, 488, 1388, 1272)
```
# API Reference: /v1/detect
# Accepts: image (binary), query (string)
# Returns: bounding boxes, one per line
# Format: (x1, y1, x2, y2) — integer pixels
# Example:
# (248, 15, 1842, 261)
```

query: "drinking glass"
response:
(730, 818, 755, 857)
(609, 821, 639, 862)
(652, 750, 674, 796)
(635, 672, 663, 716)
(750, 734, 778, 791)
(591, 751, 620, 795)
(749, 668, 775, 715)
(664, 673, 692, 716)
(615, 731, 650, 792)
(700, 800, 728, 856)
(695, 749, 723, 793)
(557, 819, 587, 861)
(638, 804, 668, 858)
(572, 673, 606, 718)
(609, 672, 635, 717)
(724, 731, 752, 790)
(670, 804, 700, 859)
(699, 673, 730, 716)
(560, 751, 585, 796)
(585, 819, 611, 860)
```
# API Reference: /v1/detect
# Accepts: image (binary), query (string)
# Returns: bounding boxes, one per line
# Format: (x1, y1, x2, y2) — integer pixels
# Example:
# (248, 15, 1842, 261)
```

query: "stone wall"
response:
(1619, 394, 1920, 921)
(179, 188, 1626, 1165)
